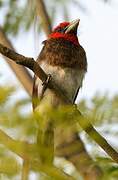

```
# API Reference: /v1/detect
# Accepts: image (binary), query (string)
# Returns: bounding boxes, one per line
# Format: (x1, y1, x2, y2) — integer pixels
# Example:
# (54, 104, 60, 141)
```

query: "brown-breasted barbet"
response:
(32, 19, 102, 179)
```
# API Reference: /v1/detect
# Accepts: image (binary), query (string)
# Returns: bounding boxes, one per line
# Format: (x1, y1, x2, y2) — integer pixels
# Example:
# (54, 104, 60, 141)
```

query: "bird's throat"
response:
(39, 38, 87, 70)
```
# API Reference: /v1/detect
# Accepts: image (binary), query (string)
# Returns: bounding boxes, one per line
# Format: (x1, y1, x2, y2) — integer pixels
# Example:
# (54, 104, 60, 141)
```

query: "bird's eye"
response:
(54, 27, 65, 33)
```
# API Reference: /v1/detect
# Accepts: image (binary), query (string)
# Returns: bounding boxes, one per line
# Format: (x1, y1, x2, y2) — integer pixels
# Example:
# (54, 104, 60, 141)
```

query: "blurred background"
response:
(0, 0, 118, 179)
(1, 0, 118, 100)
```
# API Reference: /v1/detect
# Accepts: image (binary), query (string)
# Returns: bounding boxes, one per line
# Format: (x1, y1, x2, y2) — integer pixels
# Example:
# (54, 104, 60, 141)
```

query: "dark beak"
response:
(65, 19, 80, 34)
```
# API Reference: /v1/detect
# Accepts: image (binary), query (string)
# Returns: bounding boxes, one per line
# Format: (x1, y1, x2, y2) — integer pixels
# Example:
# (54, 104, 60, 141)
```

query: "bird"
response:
(32, 19, 102, 179)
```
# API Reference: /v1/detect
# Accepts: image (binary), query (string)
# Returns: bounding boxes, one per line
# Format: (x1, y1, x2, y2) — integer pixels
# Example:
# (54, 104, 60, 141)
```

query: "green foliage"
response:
(78, 93, 118, 126)
(0, 86, 15, 106)
(0, 84, 118, 179)
(0, 0, 110, 36)
(0, 0, 36, 36)
(96, 157, 118, 180)
(0, 0, 117, 179)
(0, 156, 20, 175)
(0, 87, 36, 137)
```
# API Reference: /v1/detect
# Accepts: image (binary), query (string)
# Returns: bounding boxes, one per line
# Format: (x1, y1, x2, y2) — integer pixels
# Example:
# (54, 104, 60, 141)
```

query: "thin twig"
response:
(22, 160, 30, 180)
(0, 43, 118, 164)
(0, 129, 32, 159)
(31, 162, 75, 180)
(76, 116, 118, 163)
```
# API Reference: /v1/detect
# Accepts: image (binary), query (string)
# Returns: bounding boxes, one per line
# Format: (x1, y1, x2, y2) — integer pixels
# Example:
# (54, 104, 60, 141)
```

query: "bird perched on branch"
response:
(32, 19, 101, 179)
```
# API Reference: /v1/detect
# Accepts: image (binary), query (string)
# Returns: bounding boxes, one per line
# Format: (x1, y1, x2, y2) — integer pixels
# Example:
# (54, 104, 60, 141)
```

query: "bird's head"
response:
(48, 19, 80, 46)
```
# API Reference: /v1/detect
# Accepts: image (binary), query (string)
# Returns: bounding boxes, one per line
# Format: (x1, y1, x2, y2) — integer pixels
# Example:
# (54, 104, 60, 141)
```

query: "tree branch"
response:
(0, 26, 33, 96)
(0, 128, 74, 179)
(35, 0, 52, 36)
(0, 43, 118, 164)
(0, 43, 71, 104)
(31, 162, 75, 180)
(76, 116, 118, 163)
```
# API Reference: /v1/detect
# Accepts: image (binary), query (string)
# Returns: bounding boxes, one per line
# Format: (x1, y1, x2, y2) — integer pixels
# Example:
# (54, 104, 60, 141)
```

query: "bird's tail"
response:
(37, 121, 54, 165)
(55, 130, 102, 180)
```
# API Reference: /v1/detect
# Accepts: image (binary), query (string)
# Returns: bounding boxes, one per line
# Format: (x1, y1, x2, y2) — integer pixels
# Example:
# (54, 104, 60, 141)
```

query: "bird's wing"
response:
(72, 45, 87, 104)
(32, 65, 47, 110)
(32, 43, 46, 110)
(32, 75, 38, 109)
(72, 87, 80, 104)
